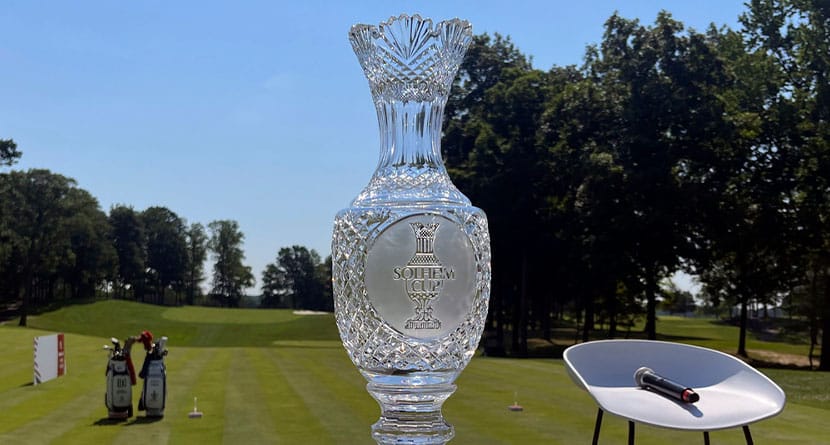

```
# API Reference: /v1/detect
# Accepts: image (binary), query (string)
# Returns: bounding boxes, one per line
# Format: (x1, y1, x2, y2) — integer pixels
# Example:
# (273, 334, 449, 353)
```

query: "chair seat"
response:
(563, 340, 786, 431)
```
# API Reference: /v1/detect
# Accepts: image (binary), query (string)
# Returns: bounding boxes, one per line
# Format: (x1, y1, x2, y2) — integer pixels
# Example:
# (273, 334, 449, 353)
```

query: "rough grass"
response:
(0, 301, 827, 444)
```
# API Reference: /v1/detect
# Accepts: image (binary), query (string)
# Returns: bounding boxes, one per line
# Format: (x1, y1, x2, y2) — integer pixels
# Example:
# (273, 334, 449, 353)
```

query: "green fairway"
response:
(0, 301, 828, 444)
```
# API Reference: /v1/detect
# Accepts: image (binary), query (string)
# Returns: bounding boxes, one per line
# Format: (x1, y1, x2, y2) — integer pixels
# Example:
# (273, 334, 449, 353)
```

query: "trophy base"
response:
(368, 382, 456, 445)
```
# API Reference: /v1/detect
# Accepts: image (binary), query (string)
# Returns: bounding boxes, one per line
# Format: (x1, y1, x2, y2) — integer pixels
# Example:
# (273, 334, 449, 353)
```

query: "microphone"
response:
(634, 367, 700, 403)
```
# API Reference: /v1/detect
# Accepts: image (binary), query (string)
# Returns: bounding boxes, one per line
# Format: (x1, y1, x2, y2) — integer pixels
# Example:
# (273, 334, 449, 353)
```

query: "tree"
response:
(660, 280, 696, 315)
(0, 138, 21, 166)
(208, 220, 253, 307)
(260, 246, 327, 311)
(686, 0, 819, 358)
(260, 262, 290, 308)
(583, 12, 737, 340)
(1, 170, 117, 320)
(740, 0, 830, 369)
(0, 170, 77, 325)
(109, 205, 146, 300)
(184, 222, 208, 305)
(317, 255, 334, 312)
(142, 207, 188, 304)
(443, 34, 551, 355)
(540, 67, 633, 340)
(60, 188, 117, 300)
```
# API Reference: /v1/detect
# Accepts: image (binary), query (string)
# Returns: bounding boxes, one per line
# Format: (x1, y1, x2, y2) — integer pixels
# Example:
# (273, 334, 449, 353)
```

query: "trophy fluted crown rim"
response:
(349, 13, 472, 39)
(349, 13, 473, 103)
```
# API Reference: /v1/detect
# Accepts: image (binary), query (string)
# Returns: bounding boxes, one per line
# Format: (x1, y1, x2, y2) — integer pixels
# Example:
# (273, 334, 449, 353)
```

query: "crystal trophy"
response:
(332, 14, 491, 444)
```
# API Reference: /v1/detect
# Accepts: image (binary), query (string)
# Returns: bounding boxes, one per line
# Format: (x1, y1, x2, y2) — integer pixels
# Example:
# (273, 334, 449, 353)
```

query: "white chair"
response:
(563, 340, 785, 444)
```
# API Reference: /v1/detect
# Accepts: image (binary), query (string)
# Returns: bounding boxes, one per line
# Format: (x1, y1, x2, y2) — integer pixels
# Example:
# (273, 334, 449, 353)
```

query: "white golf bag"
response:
(104, 338, 133, 419)
(139, 336, 168, 417)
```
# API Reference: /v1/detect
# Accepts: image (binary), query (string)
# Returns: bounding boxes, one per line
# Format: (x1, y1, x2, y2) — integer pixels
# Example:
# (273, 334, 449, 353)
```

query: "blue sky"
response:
(1, 1, 744, 293)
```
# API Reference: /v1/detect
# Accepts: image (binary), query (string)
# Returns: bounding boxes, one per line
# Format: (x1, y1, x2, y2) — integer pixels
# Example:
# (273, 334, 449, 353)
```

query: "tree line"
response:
(441, 0, 828, 369)
(0, 155, 333, 322)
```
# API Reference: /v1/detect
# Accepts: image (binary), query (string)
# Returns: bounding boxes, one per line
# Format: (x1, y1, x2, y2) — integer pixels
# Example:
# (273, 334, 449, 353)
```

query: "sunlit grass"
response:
(0, 301, 827, 444)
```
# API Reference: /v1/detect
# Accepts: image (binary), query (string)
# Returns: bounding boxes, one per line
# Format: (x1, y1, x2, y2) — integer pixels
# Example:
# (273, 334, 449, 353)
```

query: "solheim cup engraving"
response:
(366, 214, 475, 341)
(399, 222, 449, 331)
(332, 14, 490, 445)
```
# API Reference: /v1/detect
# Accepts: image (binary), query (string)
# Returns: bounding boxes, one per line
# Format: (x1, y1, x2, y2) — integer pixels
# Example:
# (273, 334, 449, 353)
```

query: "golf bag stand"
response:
(104, 337, 133, 419)
(139, 336, 168, 417)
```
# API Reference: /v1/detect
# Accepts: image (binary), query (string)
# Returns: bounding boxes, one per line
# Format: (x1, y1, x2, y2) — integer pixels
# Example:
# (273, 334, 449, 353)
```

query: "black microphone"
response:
(634, 367, 700, 403)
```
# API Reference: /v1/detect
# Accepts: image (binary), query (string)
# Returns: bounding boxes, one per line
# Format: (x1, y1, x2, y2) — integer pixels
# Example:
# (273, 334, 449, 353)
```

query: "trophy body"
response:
(333, 14, 491, 444)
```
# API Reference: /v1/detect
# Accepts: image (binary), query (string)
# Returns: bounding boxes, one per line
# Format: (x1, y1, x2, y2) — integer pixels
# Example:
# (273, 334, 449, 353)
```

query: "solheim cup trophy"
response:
(332, 14, 491, 445)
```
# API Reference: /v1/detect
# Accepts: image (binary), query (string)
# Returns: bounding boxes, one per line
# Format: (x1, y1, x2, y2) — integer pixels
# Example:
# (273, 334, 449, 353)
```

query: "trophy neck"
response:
(375, 99, 446, 173)
(350, 97, 469, 207)
(349, 14, 473, 207)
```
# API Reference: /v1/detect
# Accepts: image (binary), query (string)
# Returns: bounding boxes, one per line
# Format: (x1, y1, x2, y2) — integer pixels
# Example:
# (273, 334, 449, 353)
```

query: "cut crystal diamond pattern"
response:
(333, 207, 490, 374)
(353, 166, 470, 206)
(349, 14, 472, 103)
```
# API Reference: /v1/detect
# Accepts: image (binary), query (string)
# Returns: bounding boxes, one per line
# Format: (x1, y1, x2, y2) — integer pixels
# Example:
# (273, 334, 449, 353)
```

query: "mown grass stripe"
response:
(0, 333, 103, 434)
(161, 345, 212, 418)
(0, 377, 41, 416)
(270, 346, 377, 440)
(0, 374, 101, 444)
(255, 347, 338, 442)
(243, 347, 328, 442)
(449, 357, 613, 444)
(450, 361, 566, 444)
(167, 347, 232, 443)
(0, 327, 42, 389)
(313, 346, 374, 395)
(747, 402, 830, 444)
(221, 348, 279, 444)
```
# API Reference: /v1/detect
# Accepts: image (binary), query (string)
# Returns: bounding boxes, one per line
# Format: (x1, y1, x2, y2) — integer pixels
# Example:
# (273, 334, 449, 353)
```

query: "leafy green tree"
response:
(0, 170, 78, 325)
(578, 12, 737, 340)
(687, 1, 815, 358)
(260, 246, 327, 311)
(0, 139, 21, 166)
(260, 262, 290, 308)
(740, 0, 830, 368)
(208, 220, 253, 307)
(184, 222, 208, 305)
(109, 205, 146, 300)
(539, 68, 630, 340)
(570, 146, 634, 339)
(1, 170, 115, 320)
(790, 266, 826, 369)
(317, 255, 333, 312)
(444, 34, 558, 355)
(660, 280, 696, 315)
(786, 0, 830, 371)
(0, 175, 16, 303)
(60, 189, 117, 300)
(142, 206, 188, 304)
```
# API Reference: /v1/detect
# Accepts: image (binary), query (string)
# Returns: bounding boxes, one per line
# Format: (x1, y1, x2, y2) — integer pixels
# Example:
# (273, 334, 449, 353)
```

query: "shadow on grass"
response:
(92, 418, 128, 426)
(744, 357, 814, 370)
(710, 318, 811, 346)
(19, 382, 33, 387)
(656, 333, 712, 342)
(125, 416, 164, 426)
(527, 342, 569, 358)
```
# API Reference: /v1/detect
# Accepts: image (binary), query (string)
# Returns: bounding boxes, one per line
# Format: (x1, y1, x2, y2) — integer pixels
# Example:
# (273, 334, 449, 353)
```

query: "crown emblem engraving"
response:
(392, 222, 455, 330)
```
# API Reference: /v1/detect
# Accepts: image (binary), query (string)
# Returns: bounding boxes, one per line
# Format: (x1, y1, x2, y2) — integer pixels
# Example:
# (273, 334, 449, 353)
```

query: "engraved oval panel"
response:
(365, 213, 476, 340)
